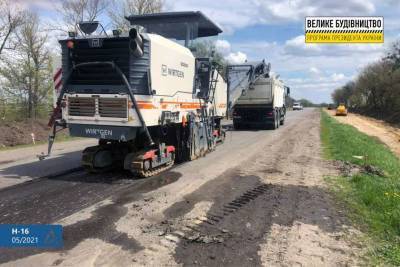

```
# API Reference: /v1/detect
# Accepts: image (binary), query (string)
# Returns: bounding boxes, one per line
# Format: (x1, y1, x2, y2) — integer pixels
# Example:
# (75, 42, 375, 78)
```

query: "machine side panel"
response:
(147, 34, 195, 96)
(129, 37, 151, 94)
(213, 73, 227, 117)
(272, 78, 285, 108)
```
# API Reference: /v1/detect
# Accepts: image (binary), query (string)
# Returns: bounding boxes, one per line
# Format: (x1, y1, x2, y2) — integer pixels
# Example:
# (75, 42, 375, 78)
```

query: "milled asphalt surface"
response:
(0, 109, 349, 266)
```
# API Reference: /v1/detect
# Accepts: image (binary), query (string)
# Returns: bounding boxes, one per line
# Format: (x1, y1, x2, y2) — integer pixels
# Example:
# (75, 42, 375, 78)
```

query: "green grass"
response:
(321, 110, 400, 265)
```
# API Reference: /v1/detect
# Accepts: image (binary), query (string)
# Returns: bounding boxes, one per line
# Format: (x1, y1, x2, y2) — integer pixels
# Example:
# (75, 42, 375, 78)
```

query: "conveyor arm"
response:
(227, 60, 271, 110)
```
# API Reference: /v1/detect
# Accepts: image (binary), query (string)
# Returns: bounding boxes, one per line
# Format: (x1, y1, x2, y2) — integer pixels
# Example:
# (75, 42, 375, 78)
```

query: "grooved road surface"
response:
(0, 109, 361, 266)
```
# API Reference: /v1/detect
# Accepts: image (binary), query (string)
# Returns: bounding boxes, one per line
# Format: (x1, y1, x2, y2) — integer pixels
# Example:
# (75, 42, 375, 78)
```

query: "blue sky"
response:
(16, 0, 400, 103)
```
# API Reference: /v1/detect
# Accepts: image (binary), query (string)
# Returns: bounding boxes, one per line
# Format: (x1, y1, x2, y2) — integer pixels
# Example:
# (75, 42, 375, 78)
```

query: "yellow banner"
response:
(305, 17, 384, 44)
(305, 32, 383, 43)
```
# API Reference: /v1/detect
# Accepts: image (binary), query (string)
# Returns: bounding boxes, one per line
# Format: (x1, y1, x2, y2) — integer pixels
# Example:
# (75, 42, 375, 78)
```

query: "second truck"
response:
(228, 61, 290, 130)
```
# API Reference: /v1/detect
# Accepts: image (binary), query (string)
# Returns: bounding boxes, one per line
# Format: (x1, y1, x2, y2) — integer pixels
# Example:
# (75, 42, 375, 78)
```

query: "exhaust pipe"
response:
(129, 28, 144, 57)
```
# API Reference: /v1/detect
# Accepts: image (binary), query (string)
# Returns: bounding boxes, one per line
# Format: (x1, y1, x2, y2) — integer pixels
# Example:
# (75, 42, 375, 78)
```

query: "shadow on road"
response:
(0, 151, 82, 180)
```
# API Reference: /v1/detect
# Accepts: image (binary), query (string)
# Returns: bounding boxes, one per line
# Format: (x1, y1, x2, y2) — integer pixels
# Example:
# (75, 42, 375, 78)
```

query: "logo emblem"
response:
(91, 39, 100, 47)
(161, 65, 168, 76)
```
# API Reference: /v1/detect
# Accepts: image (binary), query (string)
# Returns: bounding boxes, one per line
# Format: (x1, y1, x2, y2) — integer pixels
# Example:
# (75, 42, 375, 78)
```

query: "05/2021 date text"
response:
(11, 236, 38, 244)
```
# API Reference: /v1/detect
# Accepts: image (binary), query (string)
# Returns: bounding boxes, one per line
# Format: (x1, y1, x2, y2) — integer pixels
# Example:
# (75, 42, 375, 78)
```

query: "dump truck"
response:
(40, 11, 227, 176)
(227, 61, 290, 129)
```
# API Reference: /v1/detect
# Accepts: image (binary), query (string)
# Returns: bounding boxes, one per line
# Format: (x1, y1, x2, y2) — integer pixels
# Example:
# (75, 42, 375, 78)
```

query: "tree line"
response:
(0, 0, 162, 121)
(331, 40, 400, 123)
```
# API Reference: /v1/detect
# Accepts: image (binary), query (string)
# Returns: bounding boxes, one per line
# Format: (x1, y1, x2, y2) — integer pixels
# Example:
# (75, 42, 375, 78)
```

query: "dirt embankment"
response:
(327, 110, 400, 158)
(0, 120, 52, 147)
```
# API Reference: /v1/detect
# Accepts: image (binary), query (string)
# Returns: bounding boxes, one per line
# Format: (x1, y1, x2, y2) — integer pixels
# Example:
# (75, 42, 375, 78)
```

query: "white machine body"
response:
(61, 33, 227, 128)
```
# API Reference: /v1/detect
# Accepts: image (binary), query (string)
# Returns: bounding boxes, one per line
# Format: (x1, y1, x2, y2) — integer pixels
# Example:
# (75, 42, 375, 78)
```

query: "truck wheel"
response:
(277, 111, 280, 128)
(280, 112, 285, 125)
(271, 112, 278, 130)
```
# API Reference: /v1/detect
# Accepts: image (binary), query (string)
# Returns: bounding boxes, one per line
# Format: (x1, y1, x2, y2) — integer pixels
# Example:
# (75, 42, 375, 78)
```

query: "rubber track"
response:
(131, 161, 174, 178)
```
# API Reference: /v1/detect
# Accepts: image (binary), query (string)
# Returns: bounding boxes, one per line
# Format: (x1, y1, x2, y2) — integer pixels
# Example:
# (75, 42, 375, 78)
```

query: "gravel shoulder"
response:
(0, 109, 362, 266)
(327, 110, 400, 158)
(0, 138, 96, 165)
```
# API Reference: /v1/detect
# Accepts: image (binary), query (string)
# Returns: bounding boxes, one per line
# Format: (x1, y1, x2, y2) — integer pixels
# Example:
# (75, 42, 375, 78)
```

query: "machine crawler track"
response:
(131, 161, 174, 178)
(124, 145, 176, 178)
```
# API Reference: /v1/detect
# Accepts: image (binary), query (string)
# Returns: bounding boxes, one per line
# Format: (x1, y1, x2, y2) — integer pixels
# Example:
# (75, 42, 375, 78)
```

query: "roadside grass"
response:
(321, 110, 400, 265)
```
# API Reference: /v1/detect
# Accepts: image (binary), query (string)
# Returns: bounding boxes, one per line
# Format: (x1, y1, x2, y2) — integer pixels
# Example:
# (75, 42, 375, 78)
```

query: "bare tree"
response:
(58, 0, 109, 32)
(108, 0, 163, 32)
(0, 12, 53, 119)
(0, 0, 24, 55)
(385, 40, 400, 70)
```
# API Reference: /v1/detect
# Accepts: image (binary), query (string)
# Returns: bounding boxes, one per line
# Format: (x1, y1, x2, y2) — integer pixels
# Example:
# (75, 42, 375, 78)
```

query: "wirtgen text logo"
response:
(305, 16, 383, 44)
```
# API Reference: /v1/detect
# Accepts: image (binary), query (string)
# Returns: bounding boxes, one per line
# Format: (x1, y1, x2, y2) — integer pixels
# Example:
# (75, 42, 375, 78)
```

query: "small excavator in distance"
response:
(335, 103, 348, 116)
(40, 11, 227, 177)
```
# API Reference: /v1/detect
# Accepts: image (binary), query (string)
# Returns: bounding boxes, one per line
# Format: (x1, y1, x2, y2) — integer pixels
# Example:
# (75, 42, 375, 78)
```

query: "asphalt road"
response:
(0, 109, 358, 266)
(0, 110, 305, 225)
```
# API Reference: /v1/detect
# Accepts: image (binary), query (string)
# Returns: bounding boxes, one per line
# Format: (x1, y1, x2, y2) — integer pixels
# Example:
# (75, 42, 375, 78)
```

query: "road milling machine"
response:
(41, 11, 228, 177)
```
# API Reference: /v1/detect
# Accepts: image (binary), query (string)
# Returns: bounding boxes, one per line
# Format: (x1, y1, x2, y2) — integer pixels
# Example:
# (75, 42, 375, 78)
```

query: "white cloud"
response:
(330, 73, 346, 82)
(284, 35, 322, 57)
(257, 0, 375, 22)
(286, 72, 352, 102)
(226, 51, 247, 64)
(215, 40, 231, 55)
(214, 39, 248, 63)
(166, 0, 376, 33)
(230, 39, 381, 74)
(309, 67, 321, 75)
(287, 72, 350, 85)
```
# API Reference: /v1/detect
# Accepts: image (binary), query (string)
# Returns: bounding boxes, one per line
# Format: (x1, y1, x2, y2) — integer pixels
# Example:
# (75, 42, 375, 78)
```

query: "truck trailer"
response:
(228, 61, 290, 130)
(41, 11, 227, 177)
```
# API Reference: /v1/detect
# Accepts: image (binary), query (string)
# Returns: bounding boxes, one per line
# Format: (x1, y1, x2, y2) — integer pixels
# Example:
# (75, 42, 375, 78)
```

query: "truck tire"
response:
(277, 111, 280, 128)
(271, 111, 278, 130)
(277, 111, 280, 129)
(280, 111, 285, 125)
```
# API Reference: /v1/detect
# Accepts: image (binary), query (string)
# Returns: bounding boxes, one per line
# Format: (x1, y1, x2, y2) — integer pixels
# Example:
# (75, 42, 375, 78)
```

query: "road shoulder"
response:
(327, 109, 400, 159)
(0, 139, 96, 189)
